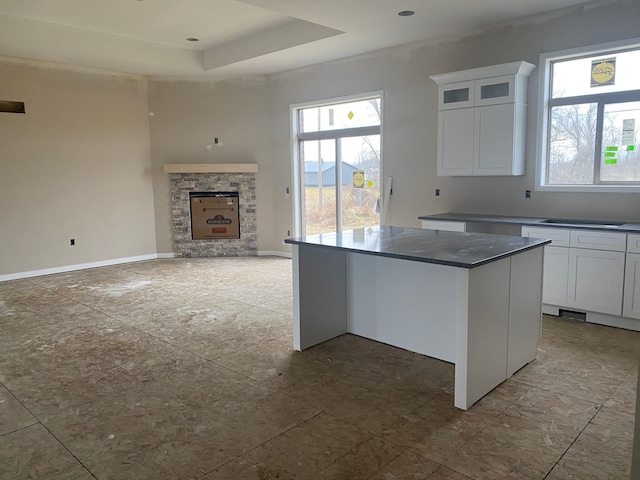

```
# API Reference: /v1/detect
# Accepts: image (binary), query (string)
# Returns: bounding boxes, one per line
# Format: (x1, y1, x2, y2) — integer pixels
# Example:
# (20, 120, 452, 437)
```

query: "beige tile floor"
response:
(0, 257, 638, 480)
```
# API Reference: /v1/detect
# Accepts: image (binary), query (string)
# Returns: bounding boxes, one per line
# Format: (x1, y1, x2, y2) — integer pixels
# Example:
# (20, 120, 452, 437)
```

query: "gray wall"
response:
(1, 0, 639, 273)
(0, 62, 156, 276)
(147, 77, 276, 254)
(147, 0, 640, 256)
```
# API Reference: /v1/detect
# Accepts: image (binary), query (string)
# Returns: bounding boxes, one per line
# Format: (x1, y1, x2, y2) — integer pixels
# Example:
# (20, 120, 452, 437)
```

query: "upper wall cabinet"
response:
(431, 61, 535, 176)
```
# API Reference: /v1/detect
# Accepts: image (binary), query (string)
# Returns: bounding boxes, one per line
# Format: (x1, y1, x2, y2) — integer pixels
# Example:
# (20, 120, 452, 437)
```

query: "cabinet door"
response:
(438, 81, 475, 110)
(543, 246, 569, 307)
(475, 75, 515, 106)
(473, 104, 521, 176)
(437, 109, 474, 176)
(567, 248, 625, 316)
(623, 253, 640, 320)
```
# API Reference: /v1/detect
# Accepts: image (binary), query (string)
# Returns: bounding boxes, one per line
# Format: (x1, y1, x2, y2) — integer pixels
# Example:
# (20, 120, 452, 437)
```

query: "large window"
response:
(292, 94, 382, 236)
(537, 39, 640, 191)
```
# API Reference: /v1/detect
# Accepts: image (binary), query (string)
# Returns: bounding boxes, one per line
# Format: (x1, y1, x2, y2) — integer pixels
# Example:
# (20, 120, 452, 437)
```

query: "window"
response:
(291, 94, 382, 236)
(537, 39, 640, 191)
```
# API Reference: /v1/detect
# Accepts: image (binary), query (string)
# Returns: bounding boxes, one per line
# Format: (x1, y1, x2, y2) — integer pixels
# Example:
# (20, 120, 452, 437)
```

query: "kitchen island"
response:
(285, 226, 550, 410)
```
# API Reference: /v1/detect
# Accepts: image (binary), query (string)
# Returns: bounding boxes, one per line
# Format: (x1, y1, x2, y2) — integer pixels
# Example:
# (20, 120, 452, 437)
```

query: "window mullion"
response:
(593, 101, 606, 184)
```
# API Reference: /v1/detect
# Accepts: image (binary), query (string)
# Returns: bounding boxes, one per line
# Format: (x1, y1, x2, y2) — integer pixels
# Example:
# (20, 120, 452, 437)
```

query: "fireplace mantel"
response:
(163, 164, 258, 174)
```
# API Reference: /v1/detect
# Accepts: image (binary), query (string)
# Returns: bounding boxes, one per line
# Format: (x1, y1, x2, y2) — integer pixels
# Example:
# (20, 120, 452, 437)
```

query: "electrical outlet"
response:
(435, 188, 440, 197)
(70, 238, 75, 246)
(525, 190, 531, 198)
(287, 230, 291, 236)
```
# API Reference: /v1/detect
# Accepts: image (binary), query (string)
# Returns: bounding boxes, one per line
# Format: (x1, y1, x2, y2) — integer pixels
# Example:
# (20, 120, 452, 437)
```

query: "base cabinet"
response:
(542, 246, 569, 307)
(623, 253, 640, 320)
(567, 248, 625, 316)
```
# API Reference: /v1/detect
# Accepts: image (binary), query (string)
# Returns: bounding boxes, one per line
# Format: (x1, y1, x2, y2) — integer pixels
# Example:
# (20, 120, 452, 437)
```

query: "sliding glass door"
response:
(295, 95, 382, 236)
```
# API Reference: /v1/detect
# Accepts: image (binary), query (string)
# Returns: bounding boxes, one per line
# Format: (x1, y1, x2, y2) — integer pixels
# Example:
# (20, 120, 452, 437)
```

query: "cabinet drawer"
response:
(421, 220, 466, 232)
(570, 230, 626, 252)
(521, 226, 570, 247)
(627, 234, 640, 253)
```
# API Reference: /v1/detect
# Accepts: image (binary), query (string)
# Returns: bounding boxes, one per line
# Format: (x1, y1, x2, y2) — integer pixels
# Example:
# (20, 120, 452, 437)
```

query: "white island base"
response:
(291, 245, 544, 410)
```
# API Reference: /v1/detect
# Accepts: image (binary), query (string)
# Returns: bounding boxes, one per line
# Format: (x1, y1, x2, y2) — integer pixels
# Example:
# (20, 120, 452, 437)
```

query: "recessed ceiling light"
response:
(398, 10, 415, 16)
(186, 37, 199, 42)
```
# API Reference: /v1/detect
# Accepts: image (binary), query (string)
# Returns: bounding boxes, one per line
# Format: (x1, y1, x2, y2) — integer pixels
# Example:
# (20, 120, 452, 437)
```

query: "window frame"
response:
(536, 37, 640, 192)
(290, 91, 384, 237)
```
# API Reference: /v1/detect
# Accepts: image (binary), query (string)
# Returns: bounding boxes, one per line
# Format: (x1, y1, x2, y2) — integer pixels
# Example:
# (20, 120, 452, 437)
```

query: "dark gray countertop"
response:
(284, 226, 550, 269)
(418, 213, 640, 233)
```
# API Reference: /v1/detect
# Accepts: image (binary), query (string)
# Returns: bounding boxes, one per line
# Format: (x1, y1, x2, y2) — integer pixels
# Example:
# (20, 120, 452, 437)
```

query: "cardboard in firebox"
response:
(190, 193, 240, 239)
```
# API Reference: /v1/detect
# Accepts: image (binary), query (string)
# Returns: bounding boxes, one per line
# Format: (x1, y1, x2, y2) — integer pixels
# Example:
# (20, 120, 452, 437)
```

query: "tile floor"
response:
(0, 257, 638, 480)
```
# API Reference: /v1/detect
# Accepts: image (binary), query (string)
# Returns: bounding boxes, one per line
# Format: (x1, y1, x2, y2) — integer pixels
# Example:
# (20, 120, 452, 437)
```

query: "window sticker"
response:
(622, 119, 636, 145)
(352, 170, 365, 188)
(591, 58, 616, 87)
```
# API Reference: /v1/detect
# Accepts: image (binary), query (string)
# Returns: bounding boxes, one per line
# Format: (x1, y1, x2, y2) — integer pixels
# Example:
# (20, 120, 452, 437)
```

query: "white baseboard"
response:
(587, 311, 640, 332)
(258, 251, 292, 258)
(1, 254, 159, 282)
(156, 252, 179, 259)
(1, 251, 291, 282)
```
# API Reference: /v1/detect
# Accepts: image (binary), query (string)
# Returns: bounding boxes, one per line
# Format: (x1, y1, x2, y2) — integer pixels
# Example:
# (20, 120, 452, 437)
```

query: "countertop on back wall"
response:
(418, 213, 640, 233)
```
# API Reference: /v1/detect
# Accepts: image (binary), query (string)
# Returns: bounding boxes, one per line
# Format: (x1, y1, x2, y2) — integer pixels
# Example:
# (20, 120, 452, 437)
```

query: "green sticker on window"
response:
(604, 151, 616, 157)
(604, 158, 618, 165)
(605, 146, 619, 152)
(628, 145, 636, 151)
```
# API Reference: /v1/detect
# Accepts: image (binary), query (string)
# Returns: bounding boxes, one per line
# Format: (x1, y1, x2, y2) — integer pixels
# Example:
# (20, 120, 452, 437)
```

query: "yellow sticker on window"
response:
(591, 58, 616, 87)
(352, 170, 364, 188)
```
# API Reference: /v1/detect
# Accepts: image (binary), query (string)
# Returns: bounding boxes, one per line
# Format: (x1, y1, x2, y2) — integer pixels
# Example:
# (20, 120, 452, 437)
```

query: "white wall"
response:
(0, 62, 156, 277)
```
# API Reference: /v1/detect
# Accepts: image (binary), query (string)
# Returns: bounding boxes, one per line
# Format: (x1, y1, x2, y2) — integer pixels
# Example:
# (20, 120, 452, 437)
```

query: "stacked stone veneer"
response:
(170, 173, 257, 257)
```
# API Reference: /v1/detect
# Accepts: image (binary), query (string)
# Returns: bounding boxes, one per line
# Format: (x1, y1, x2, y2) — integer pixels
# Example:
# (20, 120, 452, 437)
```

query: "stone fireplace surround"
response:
(165, 164, 258, 257)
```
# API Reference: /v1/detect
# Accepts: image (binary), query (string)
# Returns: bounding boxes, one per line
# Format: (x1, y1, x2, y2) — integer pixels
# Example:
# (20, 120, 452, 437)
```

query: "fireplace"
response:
(190, 192, 240, 240)
(165, 164, 257, 257)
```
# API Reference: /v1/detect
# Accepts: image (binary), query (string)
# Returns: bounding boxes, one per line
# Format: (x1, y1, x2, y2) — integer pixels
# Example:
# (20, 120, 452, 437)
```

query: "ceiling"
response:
(0, 0, 597, 78)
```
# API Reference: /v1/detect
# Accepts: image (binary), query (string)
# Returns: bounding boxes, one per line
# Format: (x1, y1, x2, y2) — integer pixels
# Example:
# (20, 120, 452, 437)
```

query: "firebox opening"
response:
(189, 192, 240, 240)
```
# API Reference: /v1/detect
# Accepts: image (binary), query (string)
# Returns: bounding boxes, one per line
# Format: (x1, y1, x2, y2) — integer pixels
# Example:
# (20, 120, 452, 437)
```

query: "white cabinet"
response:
(627, 234, 640, 253)
(521, 226, 627, 317)
(521, 226, 570, 307)
(475, 104, 526, 176)
(570, 230, 627, 251)
(437, 109, 475, 175)
(541, 246, 570, 307)
(567, 248, 625, 316)
(623, 235, 640, 320)
(431, 61, 535, 177)
(421, 220, 466, 232)
(623, 253, 640, 320)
